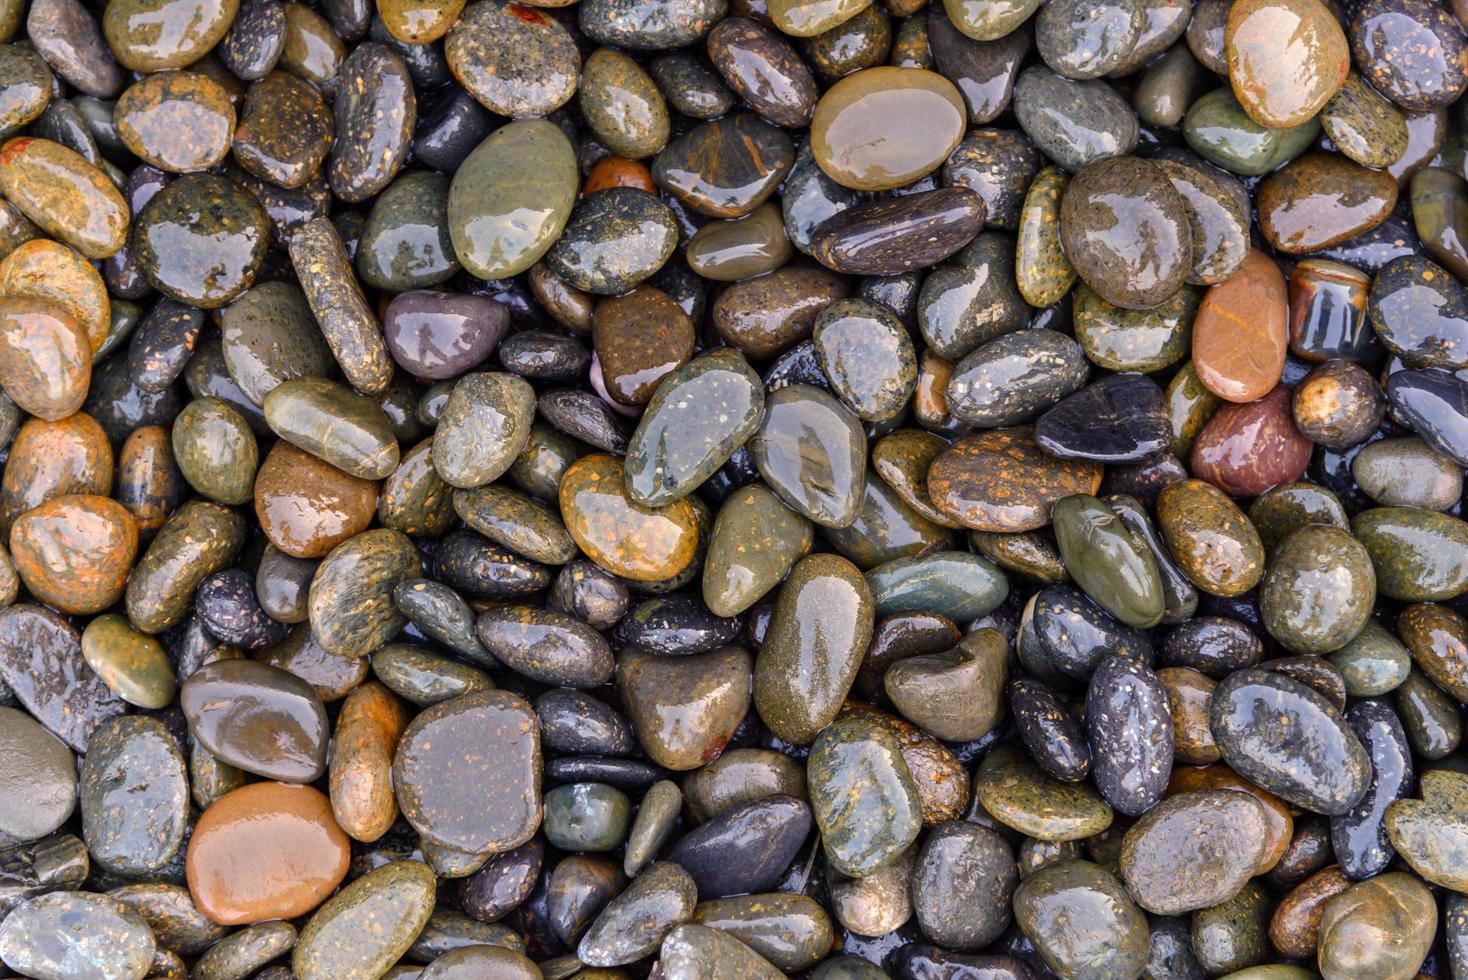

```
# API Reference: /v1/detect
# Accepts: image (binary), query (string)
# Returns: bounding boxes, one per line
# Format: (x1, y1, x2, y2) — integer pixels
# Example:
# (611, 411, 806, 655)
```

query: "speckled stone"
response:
(0, 137, 127, 259)
(1351, 0, 1468, 111)
(115, 70, 235, 173)
(1120, 789, 1268, 914)
(292, 860, 436, 980)
(1013, 860, 1149, 979)
(0, 892, 155, 980)
(447, 1, 576, 118)
(546, 188, 678, 296)
(1257, 154, 1398, 254)
(1012, 66, 1138, 173)
(808, 715, 922, 877)
(928, 428, 1103, 532)
(1156, 478, 1265, 597)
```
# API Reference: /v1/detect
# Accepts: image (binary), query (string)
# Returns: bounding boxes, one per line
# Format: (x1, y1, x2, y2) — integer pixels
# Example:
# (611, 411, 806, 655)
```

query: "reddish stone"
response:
(1190, 386, 1312, 497)
(1192, 249, 1288, 403)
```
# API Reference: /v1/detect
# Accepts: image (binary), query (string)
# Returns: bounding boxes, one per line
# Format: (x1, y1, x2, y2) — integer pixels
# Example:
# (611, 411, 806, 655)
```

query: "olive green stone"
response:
(447, 119, 577, 280)
(453, 484, 577, 565)
(808, 715, 923, 877)
(433, 372, 535, 490)
(822, 468, 953, 570)
(0, 706, 74, 841)
(1014, 860, 1149, 980)
(884, 626, 1005, 742)
(974, 746, 1114, 841)
(80, 613, 174, 709)
(545, 188, 679, 296)
(308, 528, 422, 659)
(754, 553, 874, 745)
(1053, 494, 1164, 628)
(971, 529, 1069, 584)
(1398, 602, 1468, 703)
(750, 384, 866, 529)
(944, 0, 1042, 41)
(1153, 157, 1249, 286)
(1317, 873, 1437, 980)
(133, 172, 268, 308)
(683, 748, 808, 824)
(1118, 790, 1268, 915)
(1261, 524, 1375, 654)
(264, 377, 400, 481)
(0, 46, 51, 138)
(625, 348, 764, 508)
(357, 170, 460, 292)
(1353, 437, 1463, 511)
(1386, 769, 1468, 891)
(543, 783, 632, 852)
(79, 715, 187, 876)
(948, 330, 1089, 431)
(871, 428, 962, 529)
(1396, 668, 1461, 760)
(172, 396, 258, 506)
(1183, 87, 1320, 176)
(1191, 879, 1270, 975)
(1352, 506, 1468, 601)
(103, 0, 238, 71)
(1135, 44, 1205, 128)
(1330, 620, 1412, 697)
(685, 203, 793, 283)
(1156, 478, 1265, 597)
(918, 232, 1031, 360)
(195, 922, 297, 980)
(660, 924, 784, 980)
(580, 47, 669, 159)
(126, 499, 246, 633)
(865, 550, 1008, 622)
(1012, 67, 1139, 173)
(1074, 282, 1199, 373)
(1015, 166, 1076, 309)
(578, 861, 698, 967)
(219, 281, 335, 407)
(293, 860, 437, 980)
(702, 484, 814, 618)
(286, 216, 392, 396)
(625, 780, 680, 877)
(372, 643, 495, 707)
(691, 892, 833, 971)
(379, 439, 458, 540)
(1165, 361, 1222, 457)
(1247, 481, 1349, 553)
(1322, 72, 1410, 169)
(813, 298, 916, 422)
(108, 883, 227, 957)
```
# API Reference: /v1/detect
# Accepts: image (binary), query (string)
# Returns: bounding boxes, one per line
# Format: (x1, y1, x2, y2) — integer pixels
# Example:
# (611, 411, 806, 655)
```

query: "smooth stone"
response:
(264, 377, 399, 481)
(307, 527, 421, 658)
(754, 553, 873, 744)
(1182, 87, 1320, 176)
(1224, 0, 1348, 128)
(1012, 66, 1138, 173)
(27, 0, 122, 97)
(1212, 668, 1371, 815)
(909, 822, 1015, 950)
(941, 131, 1041, 233)
(373, 644, 493, 707)
(703, 484, 813, 618)
(811, 189, 983, 277)
(1155, 481, 1265, 602)
(1190, 878, 1270, 974)
(0, 238, 110, 357)
(1015, 166, 1076, 308)
(690, 892, 832, 971)
(1190, 386, 1313, 498)
(624, 780, 680, 878)
(1060, 155, 1190, 310)
(1135, 44, 1204, 128)
(1352, 0, 1468, 110)
(1330, 621, 1412, 697)
(448, 119, 577, 280)
(1410, 167, 1468, 280)
(1395, 668, 1462, 759)
(445, 0, 575, 118)
(1053, 494, 1163, 628)
(1192, 249, 1288, 403)
(391, 579, 491, 665)
(1122, 790, 1264, 920)
(1369, 253, 1468, 368)
(356, 172, 458, 292)
(1009, 676, 1091, 781)
(593, 285, 695, 407)
(578, 861, 697, 967)
(452, 484, 576, 566)
(1387, 367, 1468, 464)
(708, 17, 814, 128)
(1247, 482, 1349, 554)
(383, 290, 508, 382)
(808, 716, 921, 877)
(1038, 375, 1169, 464)
(687, 203, 793, 282)
(218, 0, 286, 79)
(133, 173, 268, 308)
(432, 372, 534, 489)
(947, 329, 1089, 428)
(1258, 154, 1398, 254)
(917, 231, 1030, 360)
(115, 71, 233, 173)
(186, 782, 348, 926)
(124, 500, 245, 634)
(1074, 281, 1199, 373)
(0, 892, 155, 980)
(81, 614, 173, 709)
(870, 429, 962, 530)
(1316, 872, 1436, 980)
(0, 706, 74, 841)
(431, 529, 551, 599)
(103, 0, 237, 70)
(1351, 506, 1468, 600)
(1292, 359, 1387, 449)
(712, 263, 848, 358)
(170, 397, 256, 506)
(614, 595, 741, 657)
(560, 453, 700, 582)
(926, 5, 1028, 124)
(9, 494, 136, 615)
(328, 680, 410, 842)
(1330, 699, 1412, 880)
(812, 298, 916, 421)
(579, 0, 724, 49)
(255, 442, 377, 560)
(1323, 72, 1410, 168)
(1085, 653, 1173, 816)
(0, 296, 91, 421)
(231, 71, 331, 188)
(542, 783, 631, 853)
(292, 861, 436, 980)
(578, 47, 669, 159)
(1153, 155, 1251, 287)
(883, 623, 1001, 736)
(1269, 866, 1352, 958)
(1260, 524, 1375, 654)
(650, 51, 735, 120)
(1158, 666, 1220, 764)
(866, 550, 1007, 622)
(218, 282, 333, 407)
(476, 606, 611, 689)
(181, 658, 328, 782)
(974, 747, 1114, 841)
(80, 716, 187, 877)
(0, 137, 127, 258)
(653, 114, 794, 218)
(1013, 861, 1149, 979)
(810, 67, 966, 191)
(1036, 0, 1144, 79)
(928, 428, 1103, 532)
(545, 188, 678, 296)
(748, 384, 865, 528)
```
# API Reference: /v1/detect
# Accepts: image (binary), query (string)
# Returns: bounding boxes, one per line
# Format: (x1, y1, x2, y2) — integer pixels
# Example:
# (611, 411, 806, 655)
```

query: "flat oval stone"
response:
(1352, 0, 1468, 110)
(0, 892, 155, 980)
(1009, 676, 1090, 781)
(383, 290, 508, 382)
(1317, 872, 1436, 979)
(1248, 481, 1350, 552)
(393, 688, 540, 855)
(133, 172, 268, 308)
(813, 298, 916, 421)
(1060, 155, 1190, 310)
(810, 67, 966, 191)
(1352, 506, 1468, 601)
(103, 0, 237, 70)
(182, 658, 328, 782)
(476, 606, 612, 688)
(618, 645, 749, 770)
(1211, 667, 1370, 815)
(579, 0, 724, 49)
(917, 231, 1030, 360)
(357, 172, 459, 292)
(115, 70, 234, 173)
(1120, 789, 1268, 915)
(546, 188, 677, 296)
(27, 0, 122, 97)
(754, 552, 873, 745)
(1369, 254, 1468, 368)
(1323, 71, 1410, 168)
(809, 715, 922, 877)
(1015, 166, 1076, 308)
(1257, 154, 1398, 254)
(0, 705, 74, 841)
(187, 782, 348, 926)
(219, 281, 333, 407)
(1053, 495, 1163, 628)
(328, 680, 410, 842)
(653, 113, 794, 219)
(9, 494, 137, 615)
(707, 18, 814, 128)
(1224, 0, 1348, 128)
(702, 484, 813, 617)
(685, 203, 792, 283)
(80, 614, 173, 710)
(0, 137, 128, 258)
(1156, 479, 1266, 597)
(1012, 66, 1138, 173)
(1036, 0, 1143, 79)
(928, 427, 1103, 532)
(0, 238, 110, 357)
(689, 892, 832, 971)
(124, 499, 245, 634)
(433, 371, 535, 489)
(665, 794, 810, 899)
(1037, 374, 1168, 463)
(560, 453, 699, 582)
(1075, 282, 1199, 374)
(976, 745, 1113, 840)
(255, 441, 377, 559)
(329, 43, 415, 201)
(307, 527, 421, 658)
(1085, 653, 1173, 816)
(1192, 249, 1288, 402)
(1190, 386, 1312, 497)
(577, 861, 697, 967)
(80, 715, 187, 877)
(0, 295, 91, 421)
(750, 384, 866, 528)
(292, 860, 436, 980)
(232, 71, 331, 189)
(446, 1, 576, 119)
(1387, 367, 1468, 464)
(1261, 525, 1375, 654)
(1013, 860, 1149, 979)
(947, 329, 1089, 429)
(885, 626, 1006, 741)
(811, 188, 984, 276)
(447, 118, 577, 280)
(264, 377, 400, 481)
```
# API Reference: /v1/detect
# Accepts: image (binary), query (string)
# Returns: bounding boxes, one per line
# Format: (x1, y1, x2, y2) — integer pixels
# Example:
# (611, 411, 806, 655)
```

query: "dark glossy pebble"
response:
(549, 561, 632, 631)
(1012, 66, 1138, 174)
(1332, 699, 1412, 880)
(1352, 0, 1468, 110)
(714, 263, 848, 359)
(1261, 524, 1375, 654)
(782, 141, 861, 254)
(1021, 583, 1152, 684)
(650, 51, 735, 120)
(497, 330, 589, 382)
(813, 298, 917, 422)
(126, 498, 246, 633)
(459, 837, 543, 923)
(393, 578, 490, 664)
(546, 755, 670, 790)
(1288, 259, 1376, 364)
(432, 529, 553, 598)
(1037, 374, 1168, 464)
(946, 329, 1088, 429)
(943, 130, 1042, 233)
(547, 853, 624, 944)
(357, 171, 459, 293)
(1386, 367, 1468, 464)
(220, 0, 286, 80)
(576, 860, 697, 967)
(196, 567, 289, 650)
(1085, 654, 1173, 817)
(329, 42, 413, 203)
(537, 388, 631, 454)
(384, 290, 509, 381)
(79, 715, 187, 878)
(1009, 676, 1090, 781)
(919, 232, 1031, 360)
(614, 595, 741, 656)
(126, 299, 204, 394)
(536, 689, 633, 756)
(414, 86, 493, 173)
(181, 658, 329, 782)
(912, 821, 1017, 950)
(1160, 616, 1263, 679)
(133, 173, 269, 309)
(927, 5, 1030, 126)
(1211, 667, 1370, 815)
(1369, 254, 1468, 368)
(810, 188, 985, 275)
(708, 17, 816, 128)
(1293, 360, 1387, 450)
(477, 606, 613, 689)
(545, 188, 678, 296)
(653, 114, 795, 218)
(667, 795, 811, 899)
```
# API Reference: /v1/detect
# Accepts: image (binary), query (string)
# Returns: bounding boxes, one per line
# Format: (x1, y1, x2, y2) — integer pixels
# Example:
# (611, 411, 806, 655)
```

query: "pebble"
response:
(0, 892, 155, 980)
(1120, 789, 1268, 914)
(292, 860, 436, 980)
(1257, 154, 1399, 254)
(811, 67, 965, 191)
(1224, 0, 1348, 128)
(1013, 860, 1149, 979)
